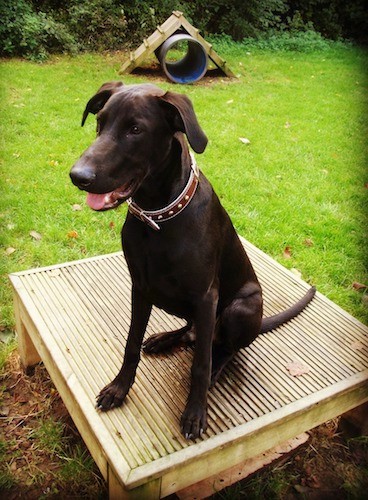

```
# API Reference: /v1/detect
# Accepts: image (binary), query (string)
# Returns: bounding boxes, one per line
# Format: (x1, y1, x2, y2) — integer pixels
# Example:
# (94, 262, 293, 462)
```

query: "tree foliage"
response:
(0, 0, 366, 60)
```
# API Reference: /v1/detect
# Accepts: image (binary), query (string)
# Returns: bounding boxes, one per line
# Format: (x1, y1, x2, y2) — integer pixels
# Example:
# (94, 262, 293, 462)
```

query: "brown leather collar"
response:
(127, 153, 199, 231)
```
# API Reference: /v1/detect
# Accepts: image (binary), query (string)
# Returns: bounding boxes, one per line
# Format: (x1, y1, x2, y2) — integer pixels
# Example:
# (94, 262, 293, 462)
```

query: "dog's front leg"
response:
(181, 289, 218, 440)
(97, 287, 152, 411)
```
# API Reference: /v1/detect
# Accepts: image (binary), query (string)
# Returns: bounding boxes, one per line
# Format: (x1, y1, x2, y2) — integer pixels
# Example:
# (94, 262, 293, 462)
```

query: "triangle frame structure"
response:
(120, 10, 236, 78)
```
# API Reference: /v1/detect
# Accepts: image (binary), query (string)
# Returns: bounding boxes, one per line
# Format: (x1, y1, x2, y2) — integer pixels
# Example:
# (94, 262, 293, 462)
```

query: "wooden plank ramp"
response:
(9, 237, 368, 499)
(120, 11, 236, 78)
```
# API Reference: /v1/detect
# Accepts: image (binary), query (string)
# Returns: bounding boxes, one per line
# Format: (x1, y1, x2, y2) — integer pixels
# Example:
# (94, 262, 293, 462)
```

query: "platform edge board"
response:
(8, 251, 124, 277)
(9, 274, 133, 486)
(125, 370, 368, 494)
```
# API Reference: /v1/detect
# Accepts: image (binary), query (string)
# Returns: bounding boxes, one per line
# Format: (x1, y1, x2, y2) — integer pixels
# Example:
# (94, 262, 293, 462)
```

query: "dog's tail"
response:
(260, 286, 316, 334)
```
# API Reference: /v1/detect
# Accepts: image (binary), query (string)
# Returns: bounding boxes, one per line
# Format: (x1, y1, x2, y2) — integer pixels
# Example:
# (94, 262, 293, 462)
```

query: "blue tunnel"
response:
(157, 34, 208, 84)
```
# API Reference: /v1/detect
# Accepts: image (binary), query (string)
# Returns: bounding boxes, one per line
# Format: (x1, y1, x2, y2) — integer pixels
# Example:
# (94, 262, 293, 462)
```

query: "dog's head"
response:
(70, 81, 207, 211)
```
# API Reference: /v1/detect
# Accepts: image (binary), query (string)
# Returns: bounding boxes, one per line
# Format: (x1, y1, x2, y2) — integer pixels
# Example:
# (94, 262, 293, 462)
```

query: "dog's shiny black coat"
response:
(70, 82, 315, 439)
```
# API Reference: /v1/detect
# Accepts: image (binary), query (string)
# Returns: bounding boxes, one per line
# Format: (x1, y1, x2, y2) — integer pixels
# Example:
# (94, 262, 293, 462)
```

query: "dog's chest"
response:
(123, 226, 209, 316)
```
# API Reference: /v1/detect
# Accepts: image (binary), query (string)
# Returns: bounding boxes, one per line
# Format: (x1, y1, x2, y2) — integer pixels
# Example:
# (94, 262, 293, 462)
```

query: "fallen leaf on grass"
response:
(72, 204, 82, 211)
(5, 247, 16, 255)
(286, 360, 310, 377)
(239, 137, 251, 145)
(30, 230, 42, 241)
(291, 268, 302, 279)
(303, 238, 314, 247)
(283, 246, 292, 259)
(67, 230, 78, 239)
(352, 282, 367, 291)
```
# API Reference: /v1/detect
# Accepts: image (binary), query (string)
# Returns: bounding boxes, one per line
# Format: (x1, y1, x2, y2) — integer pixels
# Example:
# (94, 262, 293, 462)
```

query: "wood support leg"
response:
(341, 402, 368, 435)
(13, 293, 41, 372)
(108, 466, 161, 499)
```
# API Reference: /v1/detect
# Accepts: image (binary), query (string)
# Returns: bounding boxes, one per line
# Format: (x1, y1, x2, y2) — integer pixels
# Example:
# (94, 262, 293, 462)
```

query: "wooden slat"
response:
(9, 236, 368, 498)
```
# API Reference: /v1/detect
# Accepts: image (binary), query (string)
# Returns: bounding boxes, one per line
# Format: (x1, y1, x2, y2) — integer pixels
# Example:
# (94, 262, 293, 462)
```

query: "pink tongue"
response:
(86, 192, 110, 211)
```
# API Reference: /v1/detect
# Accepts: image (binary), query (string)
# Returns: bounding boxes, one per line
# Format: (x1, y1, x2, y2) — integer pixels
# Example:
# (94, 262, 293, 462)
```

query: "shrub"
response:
(66, 0, 127, 51)
(0, 0, 77, 60)
(1, 0, 365, 61)
(243, 30, 338, 53)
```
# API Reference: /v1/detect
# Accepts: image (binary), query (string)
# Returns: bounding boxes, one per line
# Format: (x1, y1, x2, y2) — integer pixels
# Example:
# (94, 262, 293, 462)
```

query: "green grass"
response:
(2, 44, 367, 331)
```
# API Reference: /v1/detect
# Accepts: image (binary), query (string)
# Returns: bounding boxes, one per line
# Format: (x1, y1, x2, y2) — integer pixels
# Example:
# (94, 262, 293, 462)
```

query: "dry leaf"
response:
(0, 406, 10, 417)
(291, 268, 302, 279)
(284, 121, 291, 129)
(239, 137, 251, 145)
(109, 221, 115, 229)
(352, 282, 367, 291)
(49, 269, 61, 278)
(30, 230, 42, 241)
(283, 246, 292, 259)
(5, 247, 16, 255)
(67, 230, 78, 239)
(286, 360, 310, 377)
(303, 238, 314, 247)
(72, 204, 82, 211)
(351, 341, 364, 351)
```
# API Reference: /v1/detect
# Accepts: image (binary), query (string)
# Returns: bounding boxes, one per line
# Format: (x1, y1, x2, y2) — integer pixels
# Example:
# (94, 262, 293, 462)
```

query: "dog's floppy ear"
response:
(81, 81, 123, 126)
(159, 92, 208, 153)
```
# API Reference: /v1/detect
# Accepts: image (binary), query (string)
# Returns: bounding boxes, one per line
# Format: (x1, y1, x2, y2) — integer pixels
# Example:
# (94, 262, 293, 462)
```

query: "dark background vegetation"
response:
(1, 0, 367, 61)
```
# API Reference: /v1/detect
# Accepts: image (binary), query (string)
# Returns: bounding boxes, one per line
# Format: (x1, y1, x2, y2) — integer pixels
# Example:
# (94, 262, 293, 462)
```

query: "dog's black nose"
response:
(70, 165, 96, 189)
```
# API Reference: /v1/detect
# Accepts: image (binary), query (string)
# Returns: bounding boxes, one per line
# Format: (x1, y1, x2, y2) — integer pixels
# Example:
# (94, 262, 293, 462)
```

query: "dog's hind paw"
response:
(143, 325, 195, 354)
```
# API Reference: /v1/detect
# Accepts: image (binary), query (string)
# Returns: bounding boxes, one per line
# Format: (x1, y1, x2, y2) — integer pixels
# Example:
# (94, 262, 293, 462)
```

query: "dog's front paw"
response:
(96, 380, 129, 411)
(180, 404, 207, 440)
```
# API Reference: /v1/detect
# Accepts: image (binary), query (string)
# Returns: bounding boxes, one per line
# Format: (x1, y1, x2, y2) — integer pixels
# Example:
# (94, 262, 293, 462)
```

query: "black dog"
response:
(70, 81, 315, 440)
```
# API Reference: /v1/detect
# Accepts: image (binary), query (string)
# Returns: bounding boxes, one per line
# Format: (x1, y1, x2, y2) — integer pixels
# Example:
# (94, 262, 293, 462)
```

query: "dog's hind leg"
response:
(210, 284, 263, 386)
(143, 322, 195, 354)
(210, 346, 235, 387)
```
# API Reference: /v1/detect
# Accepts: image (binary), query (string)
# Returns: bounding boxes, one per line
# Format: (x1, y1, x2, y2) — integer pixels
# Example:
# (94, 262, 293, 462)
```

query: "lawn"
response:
(0, 42, 367, 495)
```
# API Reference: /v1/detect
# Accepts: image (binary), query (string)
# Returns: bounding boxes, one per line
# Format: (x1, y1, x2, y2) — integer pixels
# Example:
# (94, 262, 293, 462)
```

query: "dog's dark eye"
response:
(130, 125, 141, 135)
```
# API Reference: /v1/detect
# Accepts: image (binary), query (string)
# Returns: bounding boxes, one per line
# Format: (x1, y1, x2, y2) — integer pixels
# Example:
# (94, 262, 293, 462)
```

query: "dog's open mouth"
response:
(86, 180, 136, 211)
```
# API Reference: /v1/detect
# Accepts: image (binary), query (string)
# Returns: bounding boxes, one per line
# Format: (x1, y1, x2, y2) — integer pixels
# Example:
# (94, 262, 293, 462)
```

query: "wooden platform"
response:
(9, 238, 368, 498)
